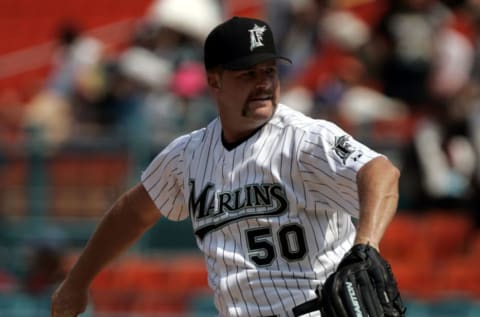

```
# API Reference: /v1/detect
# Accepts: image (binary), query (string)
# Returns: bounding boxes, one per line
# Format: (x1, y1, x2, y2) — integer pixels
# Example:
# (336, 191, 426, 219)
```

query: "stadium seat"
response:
(403, 298, 430, 317)
(164, 254, 209, 294)
(389, 258, 438, 299)
(467, 231, 480, 258)
(380, 212, 432, 264)
(188, 293, 217, 317)
(0, 292, 44, 317)
(439, 255, 480, 298)
(421, 210, 474, 262)
(47, 153, 129, 218)
(129, 291, 187, 315)
(465, 301, 480, 317)
(0, 159, 28, 218)
(428, 298, 476, 317)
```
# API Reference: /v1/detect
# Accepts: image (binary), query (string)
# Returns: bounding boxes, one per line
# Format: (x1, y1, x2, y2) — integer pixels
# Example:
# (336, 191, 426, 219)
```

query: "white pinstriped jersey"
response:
(141, 104, 382, 317)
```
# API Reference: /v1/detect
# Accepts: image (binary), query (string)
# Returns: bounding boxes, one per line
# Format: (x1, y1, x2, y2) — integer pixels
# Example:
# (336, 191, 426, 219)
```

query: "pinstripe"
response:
(211, 126, 224, 301)
(307, 187, 358, 217)
(162, 187, 182, 219)
(244, 134, 262, 315)
(313, 207, 341, 271)
(263, 129, 289, 313)
(309, 204, 331, 282)
(194, 123, 216, 187)
(281, 126, 310, 304)
(231, 141, 249, 316)
(253, 220, 277, 317)
(218, 139, 237, 314)
(252, 126, 281, 315)
(293, 130, 320, 302)
(145, 152, 182, 191)
(277, 126, 303, 307)
(228, 143, 251, 316)
(323, 211, 343, 259)
(299, 149, 357, 186)
(206, 234, 218, 293)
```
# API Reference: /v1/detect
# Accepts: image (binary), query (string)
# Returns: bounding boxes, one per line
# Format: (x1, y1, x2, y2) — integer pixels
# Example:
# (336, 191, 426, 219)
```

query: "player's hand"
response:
(320, 244, 405, 317)
(51, 278, 88, 317)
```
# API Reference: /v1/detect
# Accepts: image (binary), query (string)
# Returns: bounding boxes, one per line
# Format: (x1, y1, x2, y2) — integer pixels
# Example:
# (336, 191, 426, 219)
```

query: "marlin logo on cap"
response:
(249, 24, 267, 51)
(203, 17, 292, 70)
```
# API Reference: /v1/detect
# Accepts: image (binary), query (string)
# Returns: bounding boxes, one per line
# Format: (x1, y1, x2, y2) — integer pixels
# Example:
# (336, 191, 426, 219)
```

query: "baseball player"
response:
(51, 17, 405, 317)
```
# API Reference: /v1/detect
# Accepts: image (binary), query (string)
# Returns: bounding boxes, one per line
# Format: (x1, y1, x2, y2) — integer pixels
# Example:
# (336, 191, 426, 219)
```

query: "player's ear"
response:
(207, 69, 222, 89)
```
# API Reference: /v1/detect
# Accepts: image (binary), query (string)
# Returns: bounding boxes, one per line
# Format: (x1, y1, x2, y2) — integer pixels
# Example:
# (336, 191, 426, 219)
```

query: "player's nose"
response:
(254, 72, 273, 90)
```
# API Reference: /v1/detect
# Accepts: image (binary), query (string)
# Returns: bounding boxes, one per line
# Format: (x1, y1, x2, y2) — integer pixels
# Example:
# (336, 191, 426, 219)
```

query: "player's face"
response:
(209, 60, 281, 141)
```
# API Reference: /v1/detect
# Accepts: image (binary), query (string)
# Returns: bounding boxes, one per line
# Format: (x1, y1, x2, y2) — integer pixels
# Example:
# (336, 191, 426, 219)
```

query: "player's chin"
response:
(244, 99, 276, 118)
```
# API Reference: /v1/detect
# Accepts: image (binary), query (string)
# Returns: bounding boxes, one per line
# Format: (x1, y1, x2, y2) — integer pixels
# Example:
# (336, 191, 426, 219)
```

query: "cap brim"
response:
(222, 53, 292, 70)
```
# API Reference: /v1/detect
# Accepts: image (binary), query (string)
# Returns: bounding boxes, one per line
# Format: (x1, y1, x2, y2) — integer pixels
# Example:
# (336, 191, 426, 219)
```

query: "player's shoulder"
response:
(273, 104, 342, 135)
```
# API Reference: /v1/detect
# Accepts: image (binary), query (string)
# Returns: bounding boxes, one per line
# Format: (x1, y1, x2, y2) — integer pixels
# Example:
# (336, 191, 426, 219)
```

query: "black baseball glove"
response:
(319, 243, 406, 317)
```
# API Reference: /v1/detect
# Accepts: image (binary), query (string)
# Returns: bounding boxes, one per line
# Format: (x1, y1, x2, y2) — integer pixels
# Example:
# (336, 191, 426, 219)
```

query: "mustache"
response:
(247, 91, 274, 102)
(241, 90, 277, 116)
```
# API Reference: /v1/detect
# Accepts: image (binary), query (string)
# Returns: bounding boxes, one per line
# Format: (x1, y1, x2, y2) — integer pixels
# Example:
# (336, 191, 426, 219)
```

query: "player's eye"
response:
(265, 67, 277, 76)
(239, 71, 256, 79)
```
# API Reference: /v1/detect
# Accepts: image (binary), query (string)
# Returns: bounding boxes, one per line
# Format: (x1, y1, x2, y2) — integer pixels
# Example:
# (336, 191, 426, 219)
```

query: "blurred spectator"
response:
(142, 61, 217, 150)
(18, 0, 221, 153)
(395, 0, 480, 219)
(266, 0, 326, 84)
(429, 1, 476, 102)
(372, 0, 451, 110)
(22, 22, 106, 151)
(47, 22, 104, 99)
(22, 90, 73, 151)
(0, 89, 25, 147)
(280, 13, 367, 118)
(124, 0, 221, 154)
(67, 46, 171, 143)
(145, 0, 222, 64)
(279, 0, 409, 129)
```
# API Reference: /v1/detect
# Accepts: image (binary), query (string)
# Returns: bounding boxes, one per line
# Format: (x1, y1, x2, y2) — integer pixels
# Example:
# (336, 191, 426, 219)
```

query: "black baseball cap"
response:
(204, 16, 291, 70)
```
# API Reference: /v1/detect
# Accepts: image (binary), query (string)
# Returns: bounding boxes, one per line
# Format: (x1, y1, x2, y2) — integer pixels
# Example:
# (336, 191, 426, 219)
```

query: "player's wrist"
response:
(63, 268, 93, 290)
(353, 236, 379, 251)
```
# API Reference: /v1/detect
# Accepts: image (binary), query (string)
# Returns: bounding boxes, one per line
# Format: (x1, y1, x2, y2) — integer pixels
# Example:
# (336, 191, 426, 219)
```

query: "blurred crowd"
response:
(1, 0, 480, 228)
(1, 0, 480, 306)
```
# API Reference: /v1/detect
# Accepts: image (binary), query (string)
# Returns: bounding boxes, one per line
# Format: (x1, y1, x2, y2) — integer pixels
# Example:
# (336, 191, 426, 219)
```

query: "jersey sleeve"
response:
(297, 120, 383, 218)
(141, 135, 189, 221)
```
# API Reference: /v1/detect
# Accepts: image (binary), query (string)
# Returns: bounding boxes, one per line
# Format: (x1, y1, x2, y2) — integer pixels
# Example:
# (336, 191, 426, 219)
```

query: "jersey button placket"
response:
(222, 150, 235, 180)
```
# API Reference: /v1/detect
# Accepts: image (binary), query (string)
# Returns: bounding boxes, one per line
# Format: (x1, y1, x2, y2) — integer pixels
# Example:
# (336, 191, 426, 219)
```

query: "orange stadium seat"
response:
(389, 255, 441, 300)
(47, 154, 129, 186)
(46, 153, 129, 218)
(379, 212, 444, 298)
(89, 255, 205, 315)
(438, 255, 480, 298)
(0, 159, 27, 187)
(380, 212, 433, 265)
(129, 291, 187, 315)
(165, 255, 209, 293)
(0, 158, 28, 218)
(90, 265, 134, 313)
(421, 210, 475, 262)
(224, 0, 265, 18)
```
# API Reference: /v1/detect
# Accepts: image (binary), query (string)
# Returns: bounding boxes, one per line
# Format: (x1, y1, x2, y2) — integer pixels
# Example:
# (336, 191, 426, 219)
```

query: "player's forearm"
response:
(354, 156, 400, 249)
(64, 184, 160, 289)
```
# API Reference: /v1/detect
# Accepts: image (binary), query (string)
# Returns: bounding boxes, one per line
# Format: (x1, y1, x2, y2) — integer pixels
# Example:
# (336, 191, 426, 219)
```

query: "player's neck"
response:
(221, 124, 265, 151)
